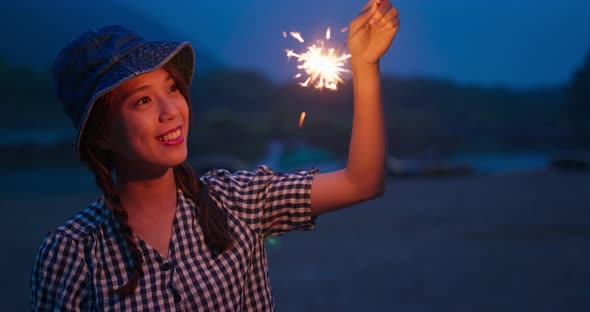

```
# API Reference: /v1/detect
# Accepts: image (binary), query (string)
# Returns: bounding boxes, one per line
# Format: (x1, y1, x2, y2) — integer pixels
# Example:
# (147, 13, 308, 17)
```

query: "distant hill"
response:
(2, 28, 588, 165)
(0, 0, 223, 73)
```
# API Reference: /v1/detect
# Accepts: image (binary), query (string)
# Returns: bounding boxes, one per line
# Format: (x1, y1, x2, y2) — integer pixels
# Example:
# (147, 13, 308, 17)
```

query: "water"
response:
(447, 152, 549, 174)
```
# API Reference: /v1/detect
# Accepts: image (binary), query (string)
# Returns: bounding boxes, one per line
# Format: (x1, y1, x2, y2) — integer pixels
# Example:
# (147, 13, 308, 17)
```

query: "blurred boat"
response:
(258, 140, 343, 173)
(549, 151, 590, 172)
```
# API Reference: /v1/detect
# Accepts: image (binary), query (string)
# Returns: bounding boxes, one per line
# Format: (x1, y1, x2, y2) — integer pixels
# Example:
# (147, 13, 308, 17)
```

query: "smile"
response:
(156, 126, 182, 142)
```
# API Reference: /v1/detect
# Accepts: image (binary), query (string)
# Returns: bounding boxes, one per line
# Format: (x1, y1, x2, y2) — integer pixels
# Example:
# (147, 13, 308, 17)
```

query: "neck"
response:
(115, 167, 178, 218)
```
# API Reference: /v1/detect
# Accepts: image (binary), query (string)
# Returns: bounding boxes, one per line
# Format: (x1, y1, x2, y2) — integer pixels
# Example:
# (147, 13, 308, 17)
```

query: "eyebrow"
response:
(121, 74, 174, 102)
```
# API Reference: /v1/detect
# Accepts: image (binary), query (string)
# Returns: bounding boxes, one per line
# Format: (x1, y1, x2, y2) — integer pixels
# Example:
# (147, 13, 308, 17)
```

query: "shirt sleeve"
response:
(31, 231, 89, 311)
(201, 165, 320, 238)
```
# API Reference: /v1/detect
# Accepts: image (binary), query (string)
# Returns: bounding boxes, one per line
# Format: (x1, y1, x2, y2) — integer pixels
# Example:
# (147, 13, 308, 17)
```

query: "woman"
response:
(31, 0, 399, 310)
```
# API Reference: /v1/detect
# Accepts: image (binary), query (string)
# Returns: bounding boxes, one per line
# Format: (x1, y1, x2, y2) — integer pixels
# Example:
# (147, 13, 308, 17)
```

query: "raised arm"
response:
(310, 0, 400, 216)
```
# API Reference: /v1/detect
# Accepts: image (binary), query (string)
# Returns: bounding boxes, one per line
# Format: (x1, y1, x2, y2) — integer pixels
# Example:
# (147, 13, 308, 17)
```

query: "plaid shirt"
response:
(31, 165, 318, 311)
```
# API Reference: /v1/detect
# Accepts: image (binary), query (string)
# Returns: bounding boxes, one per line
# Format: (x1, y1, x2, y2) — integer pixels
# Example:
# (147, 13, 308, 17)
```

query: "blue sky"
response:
(1, 0, 589, 89)
(128, 0, 590, 89)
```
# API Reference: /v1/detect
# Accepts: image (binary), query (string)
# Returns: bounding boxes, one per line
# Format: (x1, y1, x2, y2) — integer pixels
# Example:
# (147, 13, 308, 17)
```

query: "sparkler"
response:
(285, 1, 382, 131)
(284, 2, 381, 91)
(285, 28, 351, 91)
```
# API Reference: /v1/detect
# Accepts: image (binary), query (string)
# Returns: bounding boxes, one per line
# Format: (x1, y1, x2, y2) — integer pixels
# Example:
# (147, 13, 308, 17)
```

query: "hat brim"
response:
(75, 40, 195, 159)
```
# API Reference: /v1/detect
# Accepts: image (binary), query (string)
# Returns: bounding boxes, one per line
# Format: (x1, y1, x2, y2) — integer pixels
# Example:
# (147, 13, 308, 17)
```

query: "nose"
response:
(158, 97, 179, 122)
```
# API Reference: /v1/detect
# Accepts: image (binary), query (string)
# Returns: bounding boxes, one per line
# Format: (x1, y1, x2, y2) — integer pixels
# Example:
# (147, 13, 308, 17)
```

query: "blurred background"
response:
(1, 0, 589, 310)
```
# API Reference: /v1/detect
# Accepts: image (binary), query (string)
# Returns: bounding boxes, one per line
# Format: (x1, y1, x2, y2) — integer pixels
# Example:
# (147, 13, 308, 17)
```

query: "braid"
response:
(83, 138, 144, 296)
(109, 199, 144, 296)
(174, 162, 233, 251)
(79, 92, 144, 296)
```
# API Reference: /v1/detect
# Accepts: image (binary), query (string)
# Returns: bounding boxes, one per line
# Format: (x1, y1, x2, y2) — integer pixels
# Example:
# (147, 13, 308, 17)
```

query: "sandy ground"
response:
(1, 168, 589, 311)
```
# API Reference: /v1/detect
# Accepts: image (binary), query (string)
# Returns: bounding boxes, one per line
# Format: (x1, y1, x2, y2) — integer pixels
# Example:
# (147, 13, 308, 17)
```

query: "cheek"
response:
(179, 100, 190, 128)
(108, 115, 152, 152)
(126, 119, 154, 147)
(179, 99, 189, 119)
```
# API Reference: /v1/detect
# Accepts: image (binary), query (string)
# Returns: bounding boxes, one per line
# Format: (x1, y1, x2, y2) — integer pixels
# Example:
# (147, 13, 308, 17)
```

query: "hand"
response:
(347, 0, 400, 66)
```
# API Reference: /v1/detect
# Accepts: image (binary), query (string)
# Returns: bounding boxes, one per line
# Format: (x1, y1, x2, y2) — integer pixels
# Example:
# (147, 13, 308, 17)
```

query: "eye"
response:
(169, 83, 179, 93)
(136, 96, 151, 105)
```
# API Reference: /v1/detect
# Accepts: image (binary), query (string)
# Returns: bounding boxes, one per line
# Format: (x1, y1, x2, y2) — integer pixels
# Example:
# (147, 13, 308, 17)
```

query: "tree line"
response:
(0, 52, 588, 169)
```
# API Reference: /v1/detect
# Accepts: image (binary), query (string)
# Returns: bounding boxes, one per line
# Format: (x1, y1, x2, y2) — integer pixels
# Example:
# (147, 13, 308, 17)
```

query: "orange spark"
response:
(298, 112, 307, 128)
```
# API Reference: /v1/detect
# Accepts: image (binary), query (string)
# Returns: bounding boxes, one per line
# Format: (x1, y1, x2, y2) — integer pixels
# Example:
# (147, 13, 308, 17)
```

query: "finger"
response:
(380, 16, 400, 33)
(378, 7, 399, 29)
(368, 3, 386, 26)
(377, 0, 392, 15)
(352, 1, 380, 29)
(383, 6, 399, 21)
(359, 0, 380, 15)
(369, 0, 394, 26)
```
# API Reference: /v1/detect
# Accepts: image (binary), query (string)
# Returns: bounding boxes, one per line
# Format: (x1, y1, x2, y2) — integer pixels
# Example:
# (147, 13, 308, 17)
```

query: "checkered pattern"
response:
(31, 165, 319, 311)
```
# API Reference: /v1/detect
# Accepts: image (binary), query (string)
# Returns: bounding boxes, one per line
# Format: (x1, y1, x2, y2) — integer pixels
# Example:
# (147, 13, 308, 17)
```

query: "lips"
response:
(156, 126, 182, 142)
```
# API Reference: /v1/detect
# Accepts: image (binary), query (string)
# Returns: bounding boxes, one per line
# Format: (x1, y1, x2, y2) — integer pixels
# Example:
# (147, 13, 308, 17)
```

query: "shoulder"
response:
(31, 201, 103, 308)
(200, 165, 319, 190)
(198, 165, 320, 235)
(200, 165, 273, 183)
(49, 196, 110, 243)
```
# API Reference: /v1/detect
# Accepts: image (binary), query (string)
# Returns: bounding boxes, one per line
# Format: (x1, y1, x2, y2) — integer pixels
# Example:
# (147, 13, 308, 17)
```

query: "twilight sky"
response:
(1, 0, 589, 89)
(128, 0, 590, 89)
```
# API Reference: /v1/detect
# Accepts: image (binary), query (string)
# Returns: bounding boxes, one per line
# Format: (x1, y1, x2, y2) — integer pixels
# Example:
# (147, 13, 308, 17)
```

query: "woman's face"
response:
(102, 68, 190, 177)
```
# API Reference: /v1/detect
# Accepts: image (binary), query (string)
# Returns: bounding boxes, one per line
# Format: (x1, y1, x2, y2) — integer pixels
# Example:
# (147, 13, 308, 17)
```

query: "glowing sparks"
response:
(282, 31, 287, 38)
(285, 27, 351, 90)
(289, 31, 305, 43)
(298, 112, 307, 128)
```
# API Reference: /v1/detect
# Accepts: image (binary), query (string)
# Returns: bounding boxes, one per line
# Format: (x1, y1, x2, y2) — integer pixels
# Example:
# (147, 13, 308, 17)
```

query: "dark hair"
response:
(79, 63, 233, 297)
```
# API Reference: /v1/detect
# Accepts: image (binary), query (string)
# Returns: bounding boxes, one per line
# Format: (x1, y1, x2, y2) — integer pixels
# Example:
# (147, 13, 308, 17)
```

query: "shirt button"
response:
(174, 293, 182, 303)
(161, 262, 173, 271)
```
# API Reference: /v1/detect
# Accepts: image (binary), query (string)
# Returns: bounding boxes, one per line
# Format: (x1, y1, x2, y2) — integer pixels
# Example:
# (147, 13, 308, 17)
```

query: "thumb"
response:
(353, 0, 380, 28)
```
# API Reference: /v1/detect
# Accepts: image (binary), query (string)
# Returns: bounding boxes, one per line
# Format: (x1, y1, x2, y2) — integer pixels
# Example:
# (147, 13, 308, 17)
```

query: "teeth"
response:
(158, 129, 181, 141)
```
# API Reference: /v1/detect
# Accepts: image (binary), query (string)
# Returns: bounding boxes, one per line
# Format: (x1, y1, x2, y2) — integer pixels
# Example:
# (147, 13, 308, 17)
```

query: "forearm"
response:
(309, 0, 397, 214)
(344, 58, 387, 196)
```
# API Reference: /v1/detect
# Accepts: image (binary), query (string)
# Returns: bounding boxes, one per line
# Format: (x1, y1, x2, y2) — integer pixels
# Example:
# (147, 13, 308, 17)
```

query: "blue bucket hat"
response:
(52, 25, 195, 158)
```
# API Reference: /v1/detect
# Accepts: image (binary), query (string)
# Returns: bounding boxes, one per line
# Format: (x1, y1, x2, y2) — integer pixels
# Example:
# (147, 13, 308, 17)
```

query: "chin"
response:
(166, 149, 188, 167)
(145, 147, 188, 170)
